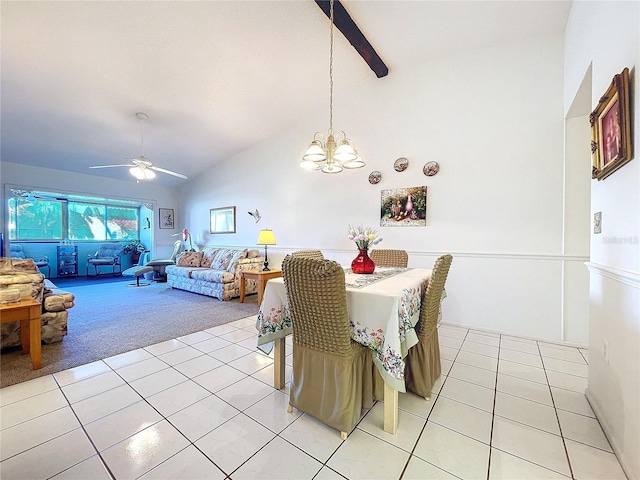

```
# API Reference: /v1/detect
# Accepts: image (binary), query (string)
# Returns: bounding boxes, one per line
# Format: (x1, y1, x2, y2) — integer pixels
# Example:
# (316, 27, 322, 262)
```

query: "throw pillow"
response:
(212, 249, 248, 270)
(177, 251, 204, 267)
(246, 249, 261, 259)
(225, 249, 249, 272)
(211, 249, 235, 270)
(200, 248, 221, 268)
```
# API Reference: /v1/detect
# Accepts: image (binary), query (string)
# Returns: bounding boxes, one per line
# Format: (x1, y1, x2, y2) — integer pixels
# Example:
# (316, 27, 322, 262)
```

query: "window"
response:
(8, 191, 140, 241)
(8, 198, 63, 240)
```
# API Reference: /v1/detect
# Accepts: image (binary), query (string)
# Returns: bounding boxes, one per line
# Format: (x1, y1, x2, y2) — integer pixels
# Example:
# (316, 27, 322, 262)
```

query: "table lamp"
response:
(256, 229, 276, 271)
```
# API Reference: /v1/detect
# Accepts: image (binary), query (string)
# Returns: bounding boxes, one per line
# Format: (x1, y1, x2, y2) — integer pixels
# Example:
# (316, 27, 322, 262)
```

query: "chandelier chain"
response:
(329, 0, 334, 135)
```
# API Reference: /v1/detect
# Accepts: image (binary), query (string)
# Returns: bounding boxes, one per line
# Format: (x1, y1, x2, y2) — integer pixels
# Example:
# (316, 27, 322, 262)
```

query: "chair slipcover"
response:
(290, 249, 324, 260)
(370, 249, 408, 268)
(282, 255, 373, 436)
(404, 254, 453, 399)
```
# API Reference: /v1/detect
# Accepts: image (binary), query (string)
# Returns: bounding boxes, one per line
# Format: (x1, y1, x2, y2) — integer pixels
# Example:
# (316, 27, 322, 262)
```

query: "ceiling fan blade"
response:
(150, 166, 188, 179)
(90, 164, 134, 169)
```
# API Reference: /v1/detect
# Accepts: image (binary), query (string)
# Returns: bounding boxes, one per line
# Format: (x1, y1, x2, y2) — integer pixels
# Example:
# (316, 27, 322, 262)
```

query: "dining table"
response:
(255, 266, 433, 434)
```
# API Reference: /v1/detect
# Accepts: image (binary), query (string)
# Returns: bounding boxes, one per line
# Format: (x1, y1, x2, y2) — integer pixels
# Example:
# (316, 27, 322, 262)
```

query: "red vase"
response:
(351, 248, 375, 274)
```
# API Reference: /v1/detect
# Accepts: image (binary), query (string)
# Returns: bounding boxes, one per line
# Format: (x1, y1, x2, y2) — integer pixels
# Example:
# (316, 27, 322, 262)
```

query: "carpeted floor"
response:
(0, 281, 260, 388)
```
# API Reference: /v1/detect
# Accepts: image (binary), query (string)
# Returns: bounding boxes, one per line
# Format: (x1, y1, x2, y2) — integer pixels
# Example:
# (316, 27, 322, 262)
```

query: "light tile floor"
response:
(0, 320, 628, 479)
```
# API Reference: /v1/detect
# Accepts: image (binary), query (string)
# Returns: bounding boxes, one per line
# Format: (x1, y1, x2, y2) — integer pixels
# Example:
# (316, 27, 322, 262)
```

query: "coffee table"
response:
(0, 296, 42, 369)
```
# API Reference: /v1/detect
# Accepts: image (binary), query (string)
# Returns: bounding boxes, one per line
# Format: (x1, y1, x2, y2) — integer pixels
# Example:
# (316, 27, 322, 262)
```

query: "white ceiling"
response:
(1, 0, 571, 187)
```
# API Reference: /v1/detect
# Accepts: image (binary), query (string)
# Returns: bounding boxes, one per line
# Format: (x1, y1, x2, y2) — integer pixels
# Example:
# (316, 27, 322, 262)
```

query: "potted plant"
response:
(123, 240, 146, 264)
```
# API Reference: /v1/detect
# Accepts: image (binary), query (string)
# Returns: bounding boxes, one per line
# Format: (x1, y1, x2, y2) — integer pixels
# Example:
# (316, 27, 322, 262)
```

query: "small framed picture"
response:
(591, 68, 633, 181)
(159, 208, 174, 229)
(210, 206, 236, 234)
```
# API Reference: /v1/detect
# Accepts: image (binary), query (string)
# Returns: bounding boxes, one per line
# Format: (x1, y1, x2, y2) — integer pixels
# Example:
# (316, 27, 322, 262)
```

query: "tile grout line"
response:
(539, 340, 576, 480)
(397, 326, 468, 479)
(485, 335, 501, 480)
(53, 374, 116, 480)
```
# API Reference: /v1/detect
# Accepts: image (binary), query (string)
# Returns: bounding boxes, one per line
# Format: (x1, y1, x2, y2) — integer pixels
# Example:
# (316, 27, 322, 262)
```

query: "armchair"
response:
(0, 258, 74, 348)
(144, 240, 182, 282)
(10, 244, 50, 278)
(87, 243, 123, 277)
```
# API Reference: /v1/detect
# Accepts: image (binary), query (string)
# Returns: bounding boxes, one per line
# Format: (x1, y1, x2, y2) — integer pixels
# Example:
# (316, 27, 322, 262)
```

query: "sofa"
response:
(0, 258, 75, 348)
(166, 247, 264, 301)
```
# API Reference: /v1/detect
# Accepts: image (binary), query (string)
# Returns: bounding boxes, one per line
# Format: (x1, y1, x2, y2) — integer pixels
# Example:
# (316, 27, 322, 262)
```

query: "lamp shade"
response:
(302, 141, 327, 162)
(256, 229, 276, 245)
(342, 153, 365, 169)
(333, 140, 357, 162)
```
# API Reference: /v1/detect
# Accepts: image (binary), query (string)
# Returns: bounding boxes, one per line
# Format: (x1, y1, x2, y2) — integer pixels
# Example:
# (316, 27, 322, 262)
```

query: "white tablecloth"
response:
(256, 267, 433, 392)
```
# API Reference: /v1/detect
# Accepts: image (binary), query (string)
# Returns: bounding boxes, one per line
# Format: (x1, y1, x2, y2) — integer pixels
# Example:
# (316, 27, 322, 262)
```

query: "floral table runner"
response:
(343, 267, 408, 289)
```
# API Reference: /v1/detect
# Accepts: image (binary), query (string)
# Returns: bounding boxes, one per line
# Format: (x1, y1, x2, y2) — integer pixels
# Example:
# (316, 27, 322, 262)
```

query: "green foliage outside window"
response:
(8, 198, 63, 240)
(8, 197, 139, 241)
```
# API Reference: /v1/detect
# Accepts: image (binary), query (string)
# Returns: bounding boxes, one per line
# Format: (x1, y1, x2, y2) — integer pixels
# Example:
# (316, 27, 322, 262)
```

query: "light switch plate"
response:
(594, 211, 602, 234)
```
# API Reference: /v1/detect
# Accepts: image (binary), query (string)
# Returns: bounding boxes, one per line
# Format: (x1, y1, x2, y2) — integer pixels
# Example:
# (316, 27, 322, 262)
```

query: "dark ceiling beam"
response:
(314, 0, 388, 78)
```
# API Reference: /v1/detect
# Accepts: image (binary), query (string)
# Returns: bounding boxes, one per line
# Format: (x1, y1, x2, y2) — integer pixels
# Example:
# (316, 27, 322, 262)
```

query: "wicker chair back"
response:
(370, 249, 408, 268)
(290, 249, 324, 260)
(281, 255, 352, 356)
(417, 254, 453, 339)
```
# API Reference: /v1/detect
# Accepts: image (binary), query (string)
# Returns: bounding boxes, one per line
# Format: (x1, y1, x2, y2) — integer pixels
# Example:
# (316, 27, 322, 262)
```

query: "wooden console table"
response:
(0, 296, 42, 369)
(239, 269, 282, 306)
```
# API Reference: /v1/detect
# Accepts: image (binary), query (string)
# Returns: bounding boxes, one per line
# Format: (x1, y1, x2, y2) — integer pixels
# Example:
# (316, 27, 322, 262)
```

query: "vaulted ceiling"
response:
(1, 1, 571, 187)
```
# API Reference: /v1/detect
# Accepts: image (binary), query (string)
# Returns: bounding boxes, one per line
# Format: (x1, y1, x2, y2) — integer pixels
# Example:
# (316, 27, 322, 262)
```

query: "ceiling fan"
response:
(90, 112, 188, 181)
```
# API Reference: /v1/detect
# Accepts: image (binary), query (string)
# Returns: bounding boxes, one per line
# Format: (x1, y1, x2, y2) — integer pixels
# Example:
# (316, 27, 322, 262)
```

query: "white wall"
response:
(179, 33, 591, 344)
(0, 161, 181, 259)
(564, 1, 639, 478)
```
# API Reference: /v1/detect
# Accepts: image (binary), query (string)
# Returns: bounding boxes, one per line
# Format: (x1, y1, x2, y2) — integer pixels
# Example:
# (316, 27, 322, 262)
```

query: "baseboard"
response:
(585, 388, 635, 480)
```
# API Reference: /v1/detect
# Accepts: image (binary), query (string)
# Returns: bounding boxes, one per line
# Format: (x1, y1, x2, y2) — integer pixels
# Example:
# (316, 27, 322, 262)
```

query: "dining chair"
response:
(370, 249, 408, 268)
(404, 254, 453, 400)
(282, 255, 373, 439)
(290, 249, 324, 260)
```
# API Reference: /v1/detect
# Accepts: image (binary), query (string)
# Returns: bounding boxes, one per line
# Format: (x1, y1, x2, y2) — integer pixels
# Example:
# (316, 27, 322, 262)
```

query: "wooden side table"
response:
(0, 296, 42, 369)
(240, 269, 282, 306)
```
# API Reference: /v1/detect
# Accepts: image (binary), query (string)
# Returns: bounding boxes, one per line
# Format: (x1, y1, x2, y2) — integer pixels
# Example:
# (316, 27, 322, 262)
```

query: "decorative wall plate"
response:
(423, 161, 439, 176)
(394, 157, 409, 172)
(368, 171, 381, 184)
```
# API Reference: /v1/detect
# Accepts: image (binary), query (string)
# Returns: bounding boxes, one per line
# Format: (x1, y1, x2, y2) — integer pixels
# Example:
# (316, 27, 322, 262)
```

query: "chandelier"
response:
(300, 0, 365, 174)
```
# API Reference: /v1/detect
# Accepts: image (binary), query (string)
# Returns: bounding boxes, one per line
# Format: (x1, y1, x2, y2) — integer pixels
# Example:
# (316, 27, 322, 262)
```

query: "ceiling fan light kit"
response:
(90, 112, 188, 181)
(301, 0, 364, 175)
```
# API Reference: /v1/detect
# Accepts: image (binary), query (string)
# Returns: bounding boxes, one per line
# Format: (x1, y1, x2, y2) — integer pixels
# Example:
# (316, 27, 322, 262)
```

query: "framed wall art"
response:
(380, 186, 427, 227)
(159, 208, 174, 229)
(210, 206, 236, 234)
(591, 67, 633, 180)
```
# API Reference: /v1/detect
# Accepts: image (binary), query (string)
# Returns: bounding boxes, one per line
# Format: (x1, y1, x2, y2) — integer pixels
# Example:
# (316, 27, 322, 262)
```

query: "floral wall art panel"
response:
(380, 186, 427, 227)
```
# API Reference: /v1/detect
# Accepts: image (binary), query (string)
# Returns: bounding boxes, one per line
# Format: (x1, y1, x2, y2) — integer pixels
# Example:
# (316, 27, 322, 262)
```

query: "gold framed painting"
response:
(591, 67, 633, 181)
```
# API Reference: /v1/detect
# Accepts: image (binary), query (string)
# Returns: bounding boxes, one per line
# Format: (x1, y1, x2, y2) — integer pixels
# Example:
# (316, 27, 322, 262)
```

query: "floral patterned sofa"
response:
(166, 247, 264, 301)
(0, 258, 75, 348)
